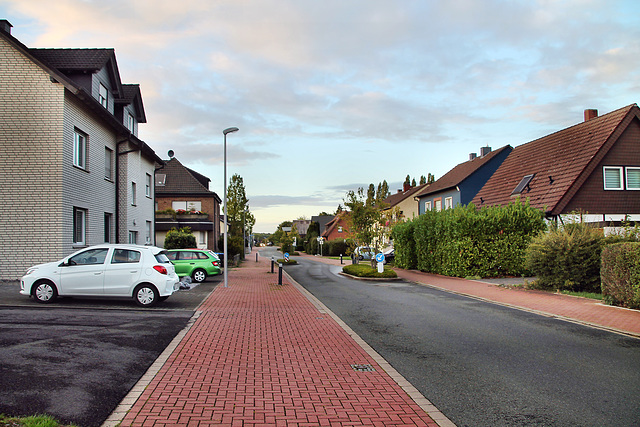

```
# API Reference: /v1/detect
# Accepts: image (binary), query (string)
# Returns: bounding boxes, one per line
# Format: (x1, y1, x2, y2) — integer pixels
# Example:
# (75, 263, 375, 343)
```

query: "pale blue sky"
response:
(2, 0, 638, 232)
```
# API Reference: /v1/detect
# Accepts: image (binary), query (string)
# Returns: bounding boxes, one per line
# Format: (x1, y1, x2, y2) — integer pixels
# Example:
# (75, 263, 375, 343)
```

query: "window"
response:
(112, 249, 141, 264)
(338, 226, 343, 233)
(198, 231, 206, 245)
(434, 199, 442, 212)
(424, 201, 432, 211)
(73, 129, 87, 169)
(127, 113, 134, 132)
(626, 167, 640, 190)
(156, 174, 166, 187)
(512, 174, 535, 195)
(445, 197, 453, 209)
(104, 213, 112, 243)
(172, 201, 202, 212)
(603, 167, 624, 190)
(131, 182, 137, 205)
(128, 231, 138, 244)
(99, 83, 108, 108)
(145, 173, 152, 197)
(73, 207, 87, 245)
(105, 147, 113, 180)
(146, 221, 152, 244)
(70, 248, 108, 265)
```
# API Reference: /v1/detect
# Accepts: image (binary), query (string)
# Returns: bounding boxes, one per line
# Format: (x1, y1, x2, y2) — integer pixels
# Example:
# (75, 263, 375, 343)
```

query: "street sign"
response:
(375, 253, 385, 263)
(284, 252, 290, 261)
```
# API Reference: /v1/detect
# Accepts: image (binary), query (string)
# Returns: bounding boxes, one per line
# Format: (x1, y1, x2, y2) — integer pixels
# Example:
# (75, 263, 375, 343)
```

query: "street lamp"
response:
(223, 126, 239, 288)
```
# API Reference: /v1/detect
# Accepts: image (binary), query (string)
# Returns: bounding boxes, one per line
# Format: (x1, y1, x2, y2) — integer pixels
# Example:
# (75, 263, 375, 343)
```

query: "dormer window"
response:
(127, 113, 135, 132)
(512, 174, 535, 195)
(99, 83, 108, 108)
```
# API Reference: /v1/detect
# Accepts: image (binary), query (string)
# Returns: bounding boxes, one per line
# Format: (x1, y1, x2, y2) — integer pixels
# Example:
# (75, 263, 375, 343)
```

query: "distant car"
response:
(166, 249, 221, 283)
(354, 246, 375, 261)
(383, 249, 395, 264)
(20, 244, 180, 307)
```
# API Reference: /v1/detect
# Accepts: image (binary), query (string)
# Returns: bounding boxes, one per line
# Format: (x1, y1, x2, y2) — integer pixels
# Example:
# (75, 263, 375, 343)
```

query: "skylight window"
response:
(511, 174, 535, 195)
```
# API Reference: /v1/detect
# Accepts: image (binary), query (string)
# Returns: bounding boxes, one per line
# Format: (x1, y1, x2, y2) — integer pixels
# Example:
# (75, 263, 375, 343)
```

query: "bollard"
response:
(340, 254, 343, 264)
(256, 252, 259, 262)
(271, 257, 275, 273)
(278, 263, 283, 285)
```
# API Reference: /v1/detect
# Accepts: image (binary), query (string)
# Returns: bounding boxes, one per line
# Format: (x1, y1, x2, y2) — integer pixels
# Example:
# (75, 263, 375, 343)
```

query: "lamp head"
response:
(223, 127, 239, 135)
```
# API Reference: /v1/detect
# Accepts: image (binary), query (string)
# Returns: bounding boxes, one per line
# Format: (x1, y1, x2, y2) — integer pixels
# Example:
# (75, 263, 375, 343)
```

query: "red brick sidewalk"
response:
(110, 255, 444, 427)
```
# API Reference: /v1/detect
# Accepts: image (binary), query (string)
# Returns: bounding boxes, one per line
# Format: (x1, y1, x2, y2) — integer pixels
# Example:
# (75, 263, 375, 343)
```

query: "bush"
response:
(328, 239, 349, 257)
(393, 199, 546, 277)
(342, 264, 398, 278)
(525, 223, 604, 292)
(164, 227, 197, 249)
(601, 242, 640, 309)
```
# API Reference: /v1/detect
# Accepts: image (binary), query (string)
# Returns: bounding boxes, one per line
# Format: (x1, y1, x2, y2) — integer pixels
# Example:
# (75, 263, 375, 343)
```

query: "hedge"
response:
(392, 199, 546, 278)
(601, 242, 640, 309)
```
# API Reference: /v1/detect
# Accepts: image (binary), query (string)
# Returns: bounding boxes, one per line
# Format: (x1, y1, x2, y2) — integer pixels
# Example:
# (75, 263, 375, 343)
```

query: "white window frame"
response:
(434, 199, 442, 212)
(73, 207, 87, 245)
(626, 167, 640, 190)
(172, 201, 202, 212)
(128, 231, 138, 245)
(145, 173, 152, 197)
(146, 221, 152, 244)
(99, 83, 108, 108)
(424, 201, 432, 212)
(105, 147, 113, 180)
(73, 129, 87, 169)
(127, 113, 135, 132)
(445, 197, 453, 209)
(603, 166, 624, 190)
(131, 182, 137, 206)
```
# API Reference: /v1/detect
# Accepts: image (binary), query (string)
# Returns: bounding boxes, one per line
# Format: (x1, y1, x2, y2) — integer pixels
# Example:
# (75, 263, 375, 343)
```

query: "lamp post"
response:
(223, 127, 239, 288)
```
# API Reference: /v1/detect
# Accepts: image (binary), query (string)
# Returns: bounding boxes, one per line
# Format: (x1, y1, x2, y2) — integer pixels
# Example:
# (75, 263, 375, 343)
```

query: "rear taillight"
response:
(153, 265, 168, 275)
(212, 261, 219, 267)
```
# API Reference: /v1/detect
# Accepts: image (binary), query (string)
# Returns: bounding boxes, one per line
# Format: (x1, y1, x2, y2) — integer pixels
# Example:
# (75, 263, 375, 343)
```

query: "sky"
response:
(1, 0, 639, 233)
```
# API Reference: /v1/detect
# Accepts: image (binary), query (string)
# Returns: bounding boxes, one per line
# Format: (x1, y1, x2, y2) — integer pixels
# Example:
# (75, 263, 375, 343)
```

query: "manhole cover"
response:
(351, 364, 375, 372)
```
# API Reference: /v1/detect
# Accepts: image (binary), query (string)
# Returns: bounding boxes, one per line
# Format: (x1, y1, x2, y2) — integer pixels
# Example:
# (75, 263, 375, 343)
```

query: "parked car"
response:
(20, 244, 180, 307)
(383, 249, 395, 264)
(166, 249, 221, 282)
(354, 246, 376, 261)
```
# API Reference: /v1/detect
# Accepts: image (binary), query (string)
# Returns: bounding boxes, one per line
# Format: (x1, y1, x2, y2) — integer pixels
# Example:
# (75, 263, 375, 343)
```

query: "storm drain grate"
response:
(351, 364, 375, 372)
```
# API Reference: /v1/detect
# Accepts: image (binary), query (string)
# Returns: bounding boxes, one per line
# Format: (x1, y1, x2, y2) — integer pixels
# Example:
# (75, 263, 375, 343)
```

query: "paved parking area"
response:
(0, 276, 221, 426)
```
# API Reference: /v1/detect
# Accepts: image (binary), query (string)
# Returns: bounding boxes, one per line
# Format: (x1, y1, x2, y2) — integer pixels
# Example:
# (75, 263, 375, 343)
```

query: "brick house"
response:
(471, 105, 640, 226)
(415, 145, 512, 214)
(0, 20, 162, 279)
(155, 157, 221, 251)
(322, 212, 352, 241)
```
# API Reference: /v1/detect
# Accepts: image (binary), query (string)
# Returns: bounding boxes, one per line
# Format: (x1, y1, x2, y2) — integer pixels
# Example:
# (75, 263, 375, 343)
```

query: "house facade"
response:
(416, 145, 512, 214)
(322, 212, 352, 241)
(471, 106, 640, 226)
(155, 157, 221, 251)
(0, 20, 162, 279)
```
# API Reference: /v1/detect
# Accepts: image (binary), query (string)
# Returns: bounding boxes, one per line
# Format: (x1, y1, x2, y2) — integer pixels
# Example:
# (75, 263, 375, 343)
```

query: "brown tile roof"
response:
(415, 145, 512, 197)
(471, 104, 640, 214)
(156, 158, 220, 200)
(383, 183, 429, 208)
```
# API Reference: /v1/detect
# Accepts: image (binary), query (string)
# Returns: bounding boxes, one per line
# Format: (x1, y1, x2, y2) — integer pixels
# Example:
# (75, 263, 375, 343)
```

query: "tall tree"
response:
(366, 183, 376, 207)
(376, 180, 390, 205)
(420, 175, 427, 185)
(226, 174, 255, 240)
(427, 173, 435, 184)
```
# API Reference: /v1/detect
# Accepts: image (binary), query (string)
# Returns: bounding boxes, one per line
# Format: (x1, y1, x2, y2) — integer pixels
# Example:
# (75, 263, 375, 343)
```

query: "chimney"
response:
(0, 20, 12, 34)
(480, 146, 492, 157)
(469, 153, 477, 161)
(584, 109, 598, 122)
(403, 182, 411, 192)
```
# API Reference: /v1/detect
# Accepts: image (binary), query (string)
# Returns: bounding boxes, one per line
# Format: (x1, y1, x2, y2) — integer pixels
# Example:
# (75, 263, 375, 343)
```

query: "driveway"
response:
(0, 276, 220, 426)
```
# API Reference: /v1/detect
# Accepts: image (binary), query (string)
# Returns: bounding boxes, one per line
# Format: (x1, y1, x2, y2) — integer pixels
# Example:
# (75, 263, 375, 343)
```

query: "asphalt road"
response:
(0, 276, 220, 426)
(284, 256, 640, 427)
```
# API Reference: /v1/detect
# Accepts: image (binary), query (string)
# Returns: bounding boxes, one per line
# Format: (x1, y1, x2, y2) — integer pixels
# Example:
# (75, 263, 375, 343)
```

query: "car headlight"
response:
(25, 268, 37, 276)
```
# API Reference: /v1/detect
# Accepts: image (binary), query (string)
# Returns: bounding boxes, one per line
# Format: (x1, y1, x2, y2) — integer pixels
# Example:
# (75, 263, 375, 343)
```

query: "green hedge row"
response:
(392, 200, 546, 278)
(601, 242, 640, 309)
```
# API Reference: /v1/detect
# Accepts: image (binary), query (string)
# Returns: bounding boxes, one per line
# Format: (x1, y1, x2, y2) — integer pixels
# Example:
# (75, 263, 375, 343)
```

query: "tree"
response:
(376, 180, 390, 205)
(366, 183, 376, 207)
(427, 173, 435, 184)
(164, 227, 197, 249)
(344, 188, 387, 264)
(411, 177, 417, 186)
(420, 175, 427, 185)
(404, 175, 411, 187)
(226, 174, 255, 257)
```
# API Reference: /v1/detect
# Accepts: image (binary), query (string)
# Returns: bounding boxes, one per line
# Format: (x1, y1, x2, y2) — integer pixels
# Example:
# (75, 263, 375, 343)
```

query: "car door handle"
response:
(94, 272, 102, 275)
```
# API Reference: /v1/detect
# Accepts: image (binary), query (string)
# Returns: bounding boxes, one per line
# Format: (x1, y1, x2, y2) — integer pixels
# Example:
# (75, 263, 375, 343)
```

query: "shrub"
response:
(164, 227, 197, 249)
(601, 242, 640, 309)
(328, 239, 349, 257)
(342, 264, 398, 278)
(391, 220, 417, 269)
(525, 223, 604, 292)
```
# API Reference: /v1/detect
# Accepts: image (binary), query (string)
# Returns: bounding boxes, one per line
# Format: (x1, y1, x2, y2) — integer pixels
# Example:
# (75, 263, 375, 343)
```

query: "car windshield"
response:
(155, 252, 171, 264)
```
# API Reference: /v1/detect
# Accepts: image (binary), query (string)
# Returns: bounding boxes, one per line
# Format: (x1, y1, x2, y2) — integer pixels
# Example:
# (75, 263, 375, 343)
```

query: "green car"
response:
(166, 249, 221, 283)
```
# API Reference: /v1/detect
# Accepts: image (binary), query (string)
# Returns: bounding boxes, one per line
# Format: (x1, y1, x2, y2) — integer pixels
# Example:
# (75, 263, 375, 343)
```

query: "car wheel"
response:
(192, 269, 207, 283)
(358, 255, 364, 261)
(33, 281, 57, 303)
(134, 284, 159, 307)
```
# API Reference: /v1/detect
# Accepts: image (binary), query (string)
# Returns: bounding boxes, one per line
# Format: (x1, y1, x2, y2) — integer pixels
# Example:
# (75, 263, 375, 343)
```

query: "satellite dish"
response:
(168, 150, 174, 158)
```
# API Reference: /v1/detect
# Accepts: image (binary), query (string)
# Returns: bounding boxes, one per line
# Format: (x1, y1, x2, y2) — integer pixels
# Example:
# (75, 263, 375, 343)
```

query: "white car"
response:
(20, 244, 180, 307)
